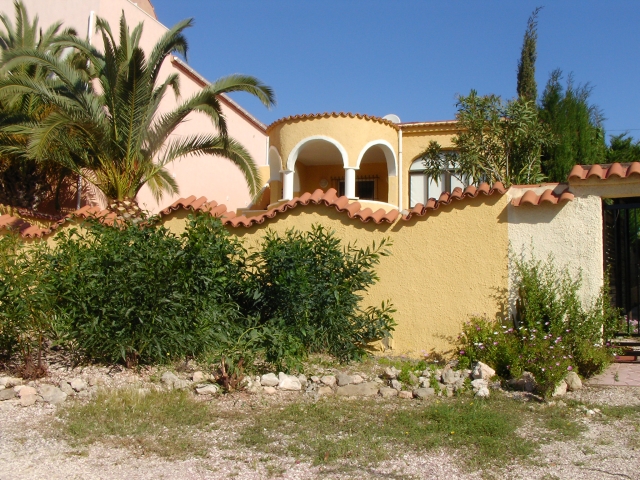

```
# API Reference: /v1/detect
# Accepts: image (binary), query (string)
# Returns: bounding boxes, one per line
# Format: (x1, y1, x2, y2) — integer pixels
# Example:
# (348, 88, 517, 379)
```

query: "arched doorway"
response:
(356, 141, 398, 203)
(284, 136, 348, 199)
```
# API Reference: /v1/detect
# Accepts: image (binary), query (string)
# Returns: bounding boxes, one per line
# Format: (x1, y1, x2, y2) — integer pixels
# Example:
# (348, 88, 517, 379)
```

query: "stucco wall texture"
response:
(507, 191, 604, 308)
(163, 194, 510, 356)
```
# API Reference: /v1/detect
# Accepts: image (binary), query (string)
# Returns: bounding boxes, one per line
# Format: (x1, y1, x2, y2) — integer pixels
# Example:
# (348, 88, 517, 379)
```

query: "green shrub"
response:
(0, 233, 53, 375)
(246, 225, 396, 364)
(49, 215, 244, 366)
(457, 252, 623, 397)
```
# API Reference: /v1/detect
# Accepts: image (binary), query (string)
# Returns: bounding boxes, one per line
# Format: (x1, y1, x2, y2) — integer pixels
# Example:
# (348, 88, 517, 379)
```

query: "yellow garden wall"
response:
(164, 194, 510, 356)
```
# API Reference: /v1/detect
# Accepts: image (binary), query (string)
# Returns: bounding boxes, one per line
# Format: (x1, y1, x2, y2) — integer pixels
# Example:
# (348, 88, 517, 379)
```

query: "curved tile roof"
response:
(403, 183, 506, 220)
(569, 162, 640, 181)
(511, 186, 574, 207)
(267, 112, 399, 132)
(228, 189, 399, 227)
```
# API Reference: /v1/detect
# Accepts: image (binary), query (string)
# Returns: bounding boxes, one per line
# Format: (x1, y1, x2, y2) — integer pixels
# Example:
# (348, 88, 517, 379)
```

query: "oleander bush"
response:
(244, 225, 396, 366)
(48, 215, 246, 366)
(457, 252, 623, 397)
(35, 215, 396, 370)
(0, 233, 54, 376)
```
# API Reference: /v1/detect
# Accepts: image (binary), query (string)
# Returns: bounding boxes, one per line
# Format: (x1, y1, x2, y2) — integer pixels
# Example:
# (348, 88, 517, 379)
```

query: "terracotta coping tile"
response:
(267, 112, 399, 132)
(402, 182, 506, 220)
(511, 186, 574, 207)
(569, 162, 640, 181)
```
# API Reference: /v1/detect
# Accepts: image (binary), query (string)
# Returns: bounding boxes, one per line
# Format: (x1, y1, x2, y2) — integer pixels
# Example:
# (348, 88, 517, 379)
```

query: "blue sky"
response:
(151, 1, 639, 142)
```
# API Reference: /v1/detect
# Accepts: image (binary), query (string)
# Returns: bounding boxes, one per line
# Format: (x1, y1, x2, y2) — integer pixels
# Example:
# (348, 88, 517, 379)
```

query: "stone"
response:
(161, 371, 179, 387)
(192, 371, 205, 383)
(260, 373, 279, 387)
(565, 371, 582, 391)
(408, 373, 419, 385)
(17, 386, 37, 398)
(374, 377, 384, 384)
(278, 372, 302, 391)
(475, 387, 490, 398)
(390, 379, 402, 391)
(441, 366, 457, 385)
(336, 382, 380, 397)
(20, 394, 38, 407)
(173, 379, 189, 390)
(263, 386, 277, 395)
(462, 369, 473, 379)
(398, 390, 413, 399)
(39, 384, 67, 405)
(336, 373, 352, 386)
(317, 386, 334, 397)
(421, 369, 432, 378)
(452, 378, 466, 392)
(508, 372, 536, 392)
(471, 379, 488, 392)
(59, 382, 75, 396)
(195, 384, 220, 395)
(379, 387, 398, 398)
(472, 362, 495, 381)
(70, 378, 87, 392)
(310, 376, 320, 383)
(445, 386, 454, 397)
(0, 389, 17, 401)
(552, 380, 567, 397)
(320, 375, 337, 388)
(1, 377, 22, 388)
(297, 374, 308, 388)
(383, 366, 400, 379)
(351, 374, 364, 384)
(413, 388, 435, 399)
(88, 376, 100, 387)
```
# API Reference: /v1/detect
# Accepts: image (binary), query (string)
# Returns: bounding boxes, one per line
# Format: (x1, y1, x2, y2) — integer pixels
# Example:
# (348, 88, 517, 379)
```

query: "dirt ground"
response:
(1, 382, 639, 480)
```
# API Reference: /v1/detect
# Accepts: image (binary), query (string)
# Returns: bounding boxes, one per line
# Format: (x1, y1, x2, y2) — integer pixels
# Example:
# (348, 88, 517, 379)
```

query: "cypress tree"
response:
(517, 7, 542, 102)
(539, 70, 606, 181)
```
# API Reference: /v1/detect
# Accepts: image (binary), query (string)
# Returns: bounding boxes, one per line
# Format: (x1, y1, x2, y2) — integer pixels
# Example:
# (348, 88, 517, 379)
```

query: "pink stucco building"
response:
(0, 0, 270, 213)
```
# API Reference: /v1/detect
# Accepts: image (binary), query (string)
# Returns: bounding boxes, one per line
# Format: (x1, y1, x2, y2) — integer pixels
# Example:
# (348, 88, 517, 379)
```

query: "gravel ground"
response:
(1, 385, 640, 480)
(2, 356, 640, 480)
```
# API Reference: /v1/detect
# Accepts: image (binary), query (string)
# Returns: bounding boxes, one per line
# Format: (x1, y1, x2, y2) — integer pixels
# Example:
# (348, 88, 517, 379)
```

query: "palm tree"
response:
(0, 0, 79, 211)
(0, 11, 275, 213)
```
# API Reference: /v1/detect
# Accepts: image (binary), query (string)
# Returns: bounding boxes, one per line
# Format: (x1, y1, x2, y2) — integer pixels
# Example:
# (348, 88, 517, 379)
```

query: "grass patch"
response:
(536, 407, 586, 440)
(595, 404, 640, 419)
(237, 396, 538, 469)
(56, 388, 216, 458)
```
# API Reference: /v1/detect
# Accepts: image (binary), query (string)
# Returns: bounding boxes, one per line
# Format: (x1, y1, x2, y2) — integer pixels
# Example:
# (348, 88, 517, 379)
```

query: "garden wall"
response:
(163, 192, 510, 355)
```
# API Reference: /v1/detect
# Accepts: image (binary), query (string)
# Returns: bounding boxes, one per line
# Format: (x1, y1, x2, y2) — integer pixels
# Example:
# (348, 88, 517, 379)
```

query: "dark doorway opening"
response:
(603, 197, 640, 336)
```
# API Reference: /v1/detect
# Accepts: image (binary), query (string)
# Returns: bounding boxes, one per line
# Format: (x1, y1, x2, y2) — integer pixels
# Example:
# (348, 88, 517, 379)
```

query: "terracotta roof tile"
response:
(569, 163, 640, 181)
(511, 185, 574, 207)
(267, 112, 399, 132)
(403, 182, 506, 220)
(221, 188, 400, 228)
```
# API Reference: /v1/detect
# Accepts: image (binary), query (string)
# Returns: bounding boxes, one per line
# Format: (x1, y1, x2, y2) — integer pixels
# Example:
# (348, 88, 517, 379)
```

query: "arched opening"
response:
(288, 137, 347, 197)
(356, 145, 391, 202)
(355, 141, 397, 203)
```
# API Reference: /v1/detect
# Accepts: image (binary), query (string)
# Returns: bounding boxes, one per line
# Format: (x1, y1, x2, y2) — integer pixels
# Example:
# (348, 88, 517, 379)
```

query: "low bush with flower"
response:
(457, 252, 623, 397)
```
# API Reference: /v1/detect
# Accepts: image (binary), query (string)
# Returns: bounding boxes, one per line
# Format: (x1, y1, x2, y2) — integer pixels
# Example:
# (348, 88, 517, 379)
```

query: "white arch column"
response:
(344, 167, 358, 199)
(281, 170, 294, 200)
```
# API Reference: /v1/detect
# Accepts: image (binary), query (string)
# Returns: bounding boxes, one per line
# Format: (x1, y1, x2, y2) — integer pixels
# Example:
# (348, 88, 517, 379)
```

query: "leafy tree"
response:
(0, 0, 78, 210)
(539, 70, 606, 181)
(607, 133, 640, 163)
(421, 90, 553, 186)
(0, 12, 275, 211)
(516, 7, 542, 102)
